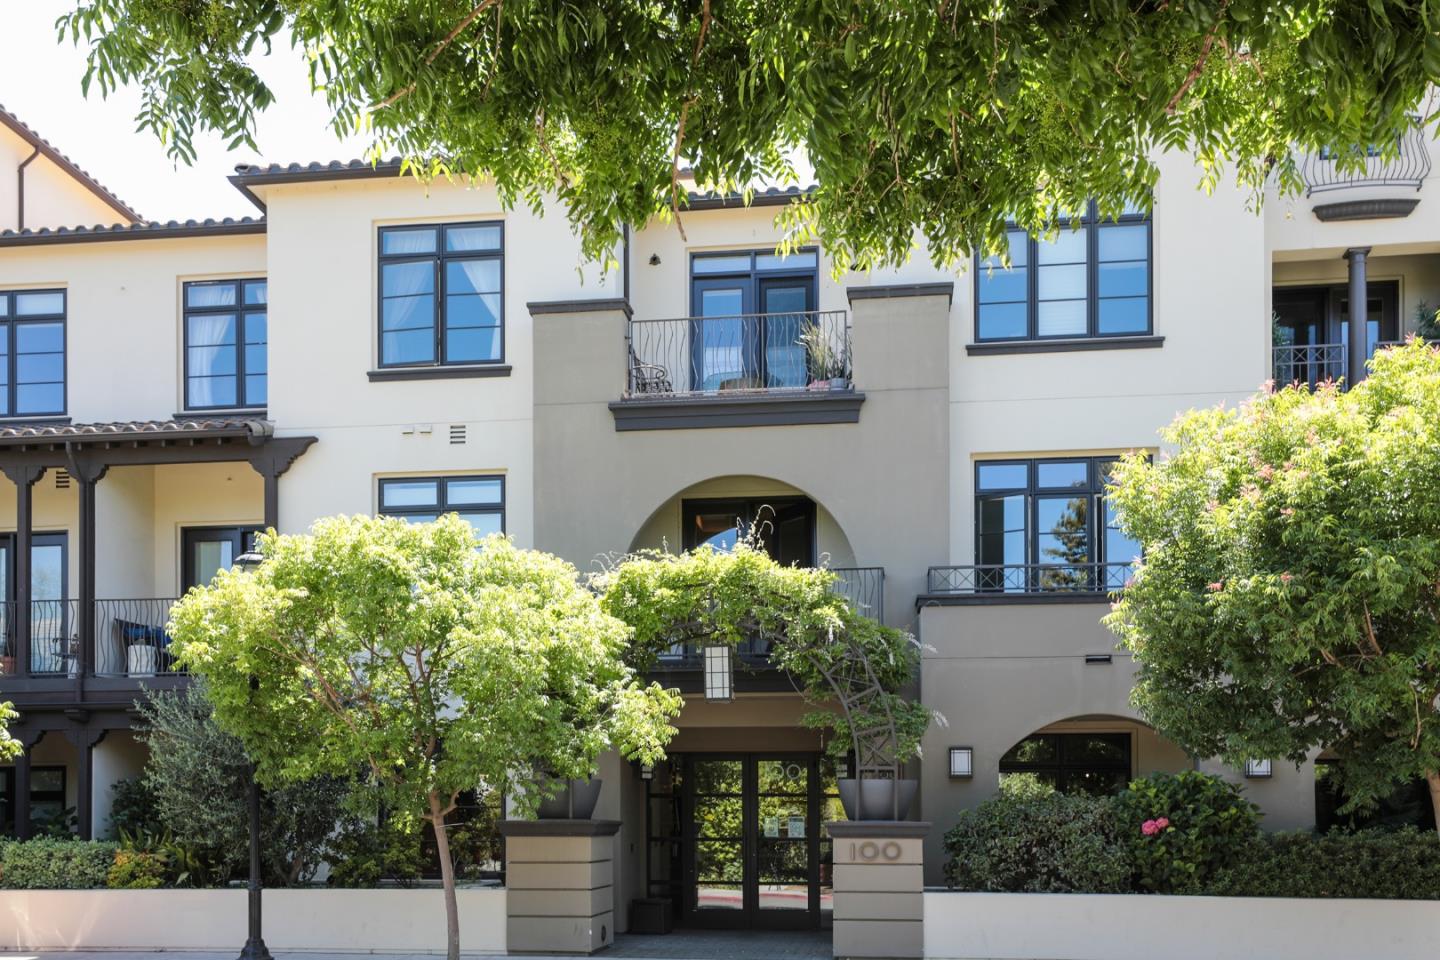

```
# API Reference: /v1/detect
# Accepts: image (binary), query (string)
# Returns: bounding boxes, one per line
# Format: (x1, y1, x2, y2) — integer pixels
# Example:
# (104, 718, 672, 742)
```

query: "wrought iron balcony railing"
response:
(927, 562, 1133, 596)
(1271, 341, 1402, 389)
(1299, 117, 1432, 195)
(0, 598, 184, 679)
(655, 565, 884, 663)
(625, 309, 852, 399)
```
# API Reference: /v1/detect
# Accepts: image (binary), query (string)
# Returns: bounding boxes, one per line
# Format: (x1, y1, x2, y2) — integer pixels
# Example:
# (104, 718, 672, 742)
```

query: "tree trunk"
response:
(1427, 770, 1440, 839)
(429, 791, 461, 960)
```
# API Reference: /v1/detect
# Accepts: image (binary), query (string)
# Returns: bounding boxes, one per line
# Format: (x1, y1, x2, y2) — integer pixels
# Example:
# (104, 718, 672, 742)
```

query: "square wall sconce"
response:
(949, 746, 974, 779)
(1244, 759, 1273, 779)
(639, 762, 654, 781)
(703, 644, 734, 702)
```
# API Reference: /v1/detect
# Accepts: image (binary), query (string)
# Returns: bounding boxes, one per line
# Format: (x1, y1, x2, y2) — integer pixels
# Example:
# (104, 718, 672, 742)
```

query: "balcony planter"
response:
(125, 645, 160, 677)
(837, 777, 918, 821)
(536, 777, 603, 819)
(807, 379, 832, 391)
(830, 377, 850, 391)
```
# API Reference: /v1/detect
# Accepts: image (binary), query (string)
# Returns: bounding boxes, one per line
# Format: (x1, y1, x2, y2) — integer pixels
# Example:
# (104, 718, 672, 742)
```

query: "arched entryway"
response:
(997, 714, 1191, 796)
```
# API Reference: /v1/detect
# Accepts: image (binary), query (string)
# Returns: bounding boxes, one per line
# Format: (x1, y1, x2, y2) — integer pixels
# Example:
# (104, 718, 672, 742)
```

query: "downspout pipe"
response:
(17, 144, 39, 230)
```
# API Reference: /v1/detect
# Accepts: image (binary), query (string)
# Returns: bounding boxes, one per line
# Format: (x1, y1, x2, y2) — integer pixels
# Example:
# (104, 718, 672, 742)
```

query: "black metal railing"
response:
(0, 597, 184, 678)
(94, 598, 183, 677)
(655, 564, 886, 664)
(1272, 341, 1402, 388)
(831, 566, 885, 623)
(624, 309, 852, 398)
(1300, 118, 1432, 195)
(927, 562, 1134, 596)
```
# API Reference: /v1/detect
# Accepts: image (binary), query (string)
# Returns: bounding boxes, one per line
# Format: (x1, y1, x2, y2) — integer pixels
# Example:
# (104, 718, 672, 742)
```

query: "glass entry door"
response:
(683, 754, 834, 930)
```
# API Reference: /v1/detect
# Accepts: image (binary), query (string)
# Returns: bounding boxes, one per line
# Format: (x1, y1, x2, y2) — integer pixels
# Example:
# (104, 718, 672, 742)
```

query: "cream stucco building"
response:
(1, 103, 1436, 930)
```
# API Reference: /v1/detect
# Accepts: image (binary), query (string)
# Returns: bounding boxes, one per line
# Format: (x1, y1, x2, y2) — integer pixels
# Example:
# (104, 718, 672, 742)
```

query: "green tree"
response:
(135, 685, 349, 885)
(167, 514, 680, 960)
(58, 1, 1440, 266)
(0, 700, 19, 763)
(1106, 340, 1440, 834)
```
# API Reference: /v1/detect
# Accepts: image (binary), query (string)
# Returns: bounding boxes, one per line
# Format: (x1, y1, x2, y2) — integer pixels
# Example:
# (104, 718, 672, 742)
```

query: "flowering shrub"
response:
(1115, 771, 1261, 893)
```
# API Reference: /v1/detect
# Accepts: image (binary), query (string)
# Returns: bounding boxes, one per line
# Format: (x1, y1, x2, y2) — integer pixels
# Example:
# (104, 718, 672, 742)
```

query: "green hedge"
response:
(944, 772, 1440, 899)
(0, 839, 119, 889)
(1212, 828, 1440, 899)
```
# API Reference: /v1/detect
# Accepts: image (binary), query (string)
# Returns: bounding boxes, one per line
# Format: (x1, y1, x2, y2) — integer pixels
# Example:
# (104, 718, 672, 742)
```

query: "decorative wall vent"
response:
(449, 424, 467, 445)
(53, 469, 71, 490)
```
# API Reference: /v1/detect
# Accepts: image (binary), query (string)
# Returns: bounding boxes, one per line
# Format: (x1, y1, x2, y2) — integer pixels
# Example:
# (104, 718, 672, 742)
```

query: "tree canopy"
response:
(168, 514, 680, 960)
(59, 1, 1440, 266)
(1105, 341, 1440, 833)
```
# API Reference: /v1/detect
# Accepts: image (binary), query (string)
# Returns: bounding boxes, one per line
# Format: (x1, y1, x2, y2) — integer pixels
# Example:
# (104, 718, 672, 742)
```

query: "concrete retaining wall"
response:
(0, 887, 507, 954)
(923, 891, 1440, 960)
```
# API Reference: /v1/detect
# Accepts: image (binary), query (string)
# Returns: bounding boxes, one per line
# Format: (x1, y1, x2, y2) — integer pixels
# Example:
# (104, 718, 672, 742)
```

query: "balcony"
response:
(1300, 118, 1432, 197)
(611, 310, 865, 430)
(653, 566, 885, 675)
(1271, 341, 1401, 388)
(0, 598, 186, 688)
(925, 562, 1132, 601)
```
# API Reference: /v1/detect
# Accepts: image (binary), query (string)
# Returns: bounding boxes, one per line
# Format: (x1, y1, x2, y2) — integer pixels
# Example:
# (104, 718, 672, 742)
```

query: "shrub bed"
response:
(944, 772, 1440, 899)
(0, 838, 118, 889)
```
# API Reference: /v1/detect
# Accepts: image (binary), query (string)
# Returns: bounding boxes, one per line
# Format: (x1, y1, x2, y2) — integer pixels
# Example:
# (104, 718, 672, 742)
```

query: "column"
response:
(498, 819, 620, 955)
(247, 437, 317, 533)
(13, 740, 31, 841)
(828, 820, 930, 960)
(66, 452, 107, 682)
(2, 464, 46, 676)
(1345, 247, 1371, 385)
(64, 728, 105, 841)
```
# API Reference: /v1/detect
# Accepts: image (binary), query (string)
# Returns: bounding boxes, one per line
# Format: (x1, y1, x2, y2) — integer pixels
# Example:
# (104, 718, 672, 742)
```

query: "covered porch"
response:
(0, 417, 315, 840)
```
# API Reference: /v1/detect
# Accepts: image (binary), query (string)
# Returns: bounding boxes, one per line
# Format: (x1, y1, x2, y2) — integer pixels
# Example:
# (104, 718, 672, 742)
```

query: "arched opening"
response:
(998, 714, 1190, 797)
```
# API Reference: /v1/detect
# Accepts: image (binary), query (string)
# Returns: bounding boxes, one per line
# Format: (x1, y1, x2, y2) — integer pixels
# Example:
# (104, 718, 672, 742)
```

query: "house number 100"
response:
(849, 840, 903, 861)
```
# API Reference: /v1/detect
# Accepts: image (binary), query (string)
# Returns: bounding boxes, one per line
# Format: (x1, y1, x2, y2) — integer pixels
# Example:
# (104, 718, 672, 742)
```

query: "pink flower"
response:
(1280, 507, 1295, 517)
(1280, 572, 1293, 584)
(1207, 581, 1224, 592)
(1141, 819, 1160, 836)
(1155, 817, 1170, 830)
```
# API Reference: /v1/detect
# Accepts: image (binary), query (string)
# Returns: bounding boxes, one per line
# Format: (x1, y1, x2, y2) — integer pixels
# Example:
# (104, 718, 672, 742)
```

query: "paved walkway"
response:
(1, 929, 834, 960)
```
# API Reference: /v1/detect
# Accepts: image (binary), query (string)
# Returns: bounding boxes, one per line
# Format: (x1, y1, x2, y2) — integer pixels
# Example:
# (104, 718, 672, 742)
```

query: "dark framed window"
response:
(975, 457, 1140, 591)
(688, 250, 820, 391)
(975, 201, 1151, 342)
(1000, 733, 1132, 796)
(184, 279, 267, 410)
(378, 222, 503, 368)
(378, 475, 505, 538)
(0, 765, 68, 836)
(681, 497, 816, 568)
(0, 289, 66, 417)
(182, 526, 261, 591)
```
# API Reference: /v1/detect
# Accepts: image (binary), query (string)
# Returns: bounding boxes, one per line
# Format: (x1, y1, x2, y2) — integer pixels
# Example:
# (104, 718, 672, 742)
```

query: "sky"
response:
(0, 0, 371, 223)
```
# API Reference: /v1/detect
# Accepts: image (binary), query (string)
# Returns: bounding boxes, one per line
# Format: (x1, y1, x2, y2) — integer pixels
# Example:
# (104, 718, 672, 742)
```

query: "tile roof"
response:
(0, 104, 143, 224)
(0, 217, 266, 247)
(0, 417, 272, 444)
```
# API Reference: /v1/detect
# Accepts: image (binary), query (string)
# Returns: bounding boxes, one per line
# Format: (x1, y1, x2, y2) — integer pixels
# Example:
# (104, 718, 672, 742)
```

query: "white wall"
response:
(0, 888, 507, 953)
(91, 730, 147, 839)
(923, 892, 1440, 960)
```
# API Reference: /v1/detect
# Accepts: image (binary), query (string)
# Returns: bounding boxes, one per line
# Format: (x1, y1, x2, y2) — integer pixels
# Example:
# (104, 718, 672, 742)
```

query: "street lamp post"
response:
(234, 548, 271, 960)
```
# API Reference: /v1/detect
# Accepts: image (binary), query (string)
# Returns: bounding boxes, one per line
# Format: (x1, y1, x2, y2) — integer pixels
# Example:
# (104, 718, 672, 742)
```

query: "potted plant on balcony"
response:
(799, 326, 835, 390)
(597, 543, 934, 822)
(827, 353, 851, 392)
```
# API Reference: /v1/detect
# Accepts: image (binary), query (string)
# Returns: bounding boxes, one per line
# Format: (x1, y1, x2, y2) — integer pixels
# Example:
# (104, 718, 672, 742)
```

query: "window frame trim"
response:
(377, 473, 507, 535)
(376, 220, 506, 370)
(0, 287, 68, 420)
(182, 279, 267, 412)
(973, 201, 1154, 344)
(974, 456, 1122, 572)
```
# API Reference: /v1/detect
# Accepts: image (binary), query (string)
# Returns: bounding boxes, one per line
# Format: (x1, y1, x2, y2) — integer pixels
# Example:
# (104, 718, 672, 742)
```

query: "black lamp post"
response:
(234, 548, 272, 960)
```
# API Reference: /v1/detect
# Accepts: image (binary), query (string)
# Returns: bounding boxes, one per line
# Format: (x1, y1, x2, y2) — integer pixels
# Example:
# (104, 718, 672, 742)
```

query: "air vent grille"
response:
(53, 469, 71, 490)
(449, 424, 467, 445)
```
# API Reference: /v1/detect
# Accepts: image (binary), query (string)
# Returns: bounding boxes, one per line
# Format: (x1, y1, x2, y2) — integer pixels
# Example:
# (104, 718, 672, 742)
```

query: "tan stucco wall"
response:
(91, 731, 147, 839)
(0, 124, 133, 233)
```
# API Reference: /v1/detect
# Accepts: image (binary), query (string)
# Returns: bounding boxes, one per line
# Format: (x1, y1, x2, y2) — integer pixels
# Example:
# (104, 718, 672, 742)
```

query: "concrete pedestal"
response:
(827, 821, 930, 960)
(498, 819, 620, 955)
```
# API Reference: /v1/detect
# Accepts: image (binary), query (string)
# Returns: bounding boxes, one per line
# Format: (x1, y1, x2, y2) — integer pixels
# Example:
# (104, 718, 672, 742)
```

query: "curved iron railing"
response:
(624, 309, 852, 398)
(1299, 117, 1432, 195)
(927, 562, 1134, 595)
(94, 598, 183, 677)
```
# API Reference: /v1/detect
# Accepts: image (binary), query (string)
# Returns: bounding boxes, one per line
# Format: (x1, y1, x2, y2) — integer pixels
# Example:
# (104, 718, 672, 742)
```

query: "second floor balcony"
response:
(1272, 340, 1401, 388)
(613, 309, 864, 430)
(0, 597, 185, 683)
(926, 561, 1132, 600)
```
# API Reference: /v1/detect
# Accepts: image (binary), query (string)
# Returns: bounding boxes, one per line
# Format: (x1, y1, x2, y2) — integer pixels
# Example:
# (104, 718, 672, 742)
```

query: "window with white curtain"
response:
(183, 279, 267, 410)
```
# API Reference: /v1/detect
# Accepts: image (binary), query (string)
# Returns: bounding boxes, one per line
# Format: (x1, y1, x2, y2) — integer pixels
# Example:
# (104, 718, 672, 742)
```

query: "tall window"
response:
(975, 201, 1151, 342)
(184, 280, 267, 410)
(0, 289, 66, 417)
(975, 457, 1141, 591)
(1000, 733, 1132, 796)
(378, 475, 505, 538)
(689, 249, 820, 391)
(378, 222, 503, 367)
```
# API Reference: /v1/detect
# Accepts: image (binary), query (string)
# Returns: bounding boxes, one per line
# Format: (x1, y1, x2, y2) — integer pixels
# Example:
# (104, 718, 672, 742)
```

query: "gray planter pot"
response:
(536, 777, 603, 819)
(837, 778, 918, 821)
(830, 377, 850, 391)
